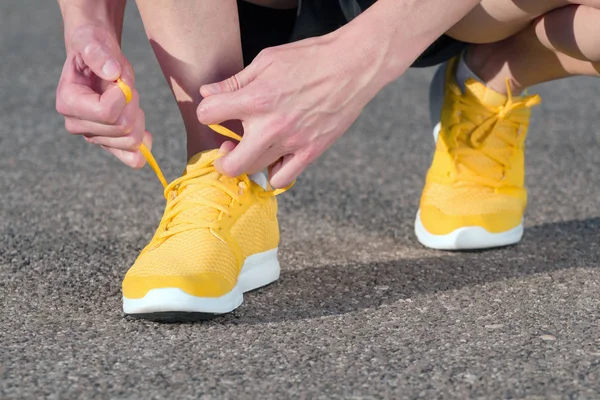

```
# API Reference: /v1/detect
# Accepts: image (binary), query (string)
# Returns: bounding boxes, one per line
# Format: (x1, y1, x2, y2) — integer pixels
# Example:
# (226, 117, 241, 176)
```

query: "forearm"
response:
(58, 0, 126, 44)
(333, 0, 481, 94)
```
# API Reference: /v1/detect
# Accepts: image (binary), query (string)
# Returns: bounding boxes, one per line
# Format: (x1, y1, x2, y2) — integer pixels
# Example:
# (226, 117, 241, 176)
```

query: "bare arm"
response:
(333, 0, 482, 95)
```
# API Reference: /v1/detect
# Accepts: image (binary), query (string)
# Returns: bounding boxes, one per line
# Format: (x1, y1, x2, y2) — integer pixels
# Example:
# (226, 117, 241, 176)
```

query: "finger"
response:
(214, 128, 274, 177)
(141, 131, 153, 152)
(196, 90, 252, 125)
(200, 61, 260, 97)
(63, 93, 139, 136)
(268, 157, 285, 179)
(57, 82, 127, 123)
(99, 131, 151, 169)
(57, 81, 136, 124)
(244, 145, 286, 175)
(65, 117, 129, 137)
(85, 110, 145, 151)
(218, 141, 237, 155)
(109, 61, 136, 92)
(71, 32, 122, 81)
(269, 152, 310, 189)
(101, 146, 147, 169)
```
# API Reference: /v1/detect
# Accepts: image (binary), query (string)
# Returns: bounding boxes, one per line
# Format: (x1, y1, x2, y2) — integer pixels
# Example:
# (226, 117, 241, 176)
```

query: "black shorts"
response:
(238, 0, 468, 68)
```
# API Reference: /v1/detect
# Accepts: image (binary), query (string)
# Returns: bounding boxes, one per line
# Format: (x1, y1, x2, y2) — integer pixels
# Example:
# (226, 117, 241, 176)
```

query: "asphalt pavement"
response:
(1, 1, 599, 399)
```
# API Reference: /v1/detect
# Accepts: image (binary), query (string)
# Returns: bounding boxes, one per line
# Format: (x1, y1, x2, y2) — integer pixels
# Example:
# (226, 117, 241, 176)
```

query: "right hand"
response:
(56, 24, 151, 168)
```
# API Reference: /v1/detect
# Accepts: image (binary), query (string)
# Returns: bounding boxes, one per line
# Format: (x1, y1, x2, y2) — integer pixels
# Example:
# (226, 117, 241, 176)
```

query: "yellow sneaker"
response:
(122, 130, 284, 321)
(415, 58, 541, 250)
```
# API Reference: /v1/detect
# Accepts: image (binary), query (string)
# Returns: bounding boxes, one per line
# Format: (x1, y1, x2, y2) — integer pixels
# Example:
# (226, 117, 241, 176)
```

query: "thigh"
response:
(447, 0, 571, 43)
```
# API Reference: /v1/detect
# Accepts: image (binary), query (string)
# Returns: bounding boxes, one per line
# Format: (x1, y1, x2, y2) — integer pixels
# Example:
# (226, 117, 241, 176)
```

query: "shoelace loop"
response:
(448, 79, 541, 185)
(157, 153, 253, 239)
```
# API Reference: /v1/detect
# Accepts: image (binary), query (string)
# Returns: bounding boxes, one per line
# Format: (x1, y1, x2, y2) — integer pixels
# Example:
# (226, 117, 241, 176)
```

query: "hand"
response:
(196, 34, 385, 188)
(56, 24, 151, 168)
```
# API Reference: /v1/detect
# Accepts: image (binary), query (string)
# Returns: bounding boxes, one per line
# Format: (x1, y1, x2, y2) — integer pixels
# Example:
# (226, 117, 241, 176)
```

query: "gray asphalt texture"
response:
(1, 1, 600, 399)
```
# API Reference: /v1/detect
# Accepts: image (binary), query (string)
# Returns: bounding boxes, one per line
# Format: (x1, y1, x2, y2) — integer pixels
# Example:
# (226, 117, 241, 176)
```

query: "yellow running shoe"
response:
(415, 58, 541, 250)
(122, 131, 284, 321)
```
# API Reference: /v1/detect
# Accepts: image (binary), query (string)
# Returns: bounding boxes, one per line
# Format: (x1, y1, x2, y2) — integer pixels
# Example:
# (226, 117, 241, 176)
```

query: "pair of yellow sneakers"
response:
(121, 57, 540, 321)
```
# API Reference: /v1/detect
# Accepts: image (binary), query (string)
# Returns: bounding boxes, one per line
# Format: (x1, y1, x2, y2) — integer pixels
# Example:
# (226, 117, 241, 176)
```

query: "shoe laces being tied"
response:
(115, 78, 291, 240)
(447, 79, 541, 187)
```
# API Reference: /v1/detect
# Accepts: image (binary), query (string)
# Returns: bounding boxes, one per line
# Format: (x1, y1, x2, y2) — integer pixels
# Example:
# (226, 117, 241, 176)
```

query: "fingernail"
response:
(203, 84, 220, 95)
(102, 60, 120, 78)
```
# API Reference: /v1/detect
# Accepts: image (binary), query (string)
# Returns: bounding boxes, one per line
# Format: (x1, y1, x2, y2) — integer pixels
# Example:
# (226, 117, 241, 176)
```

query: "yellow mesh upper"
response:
(230, 203, 279, 259)
(123, 150, 279, 298)
(422, 182, 523, 216)
(128, 231, 239, 282)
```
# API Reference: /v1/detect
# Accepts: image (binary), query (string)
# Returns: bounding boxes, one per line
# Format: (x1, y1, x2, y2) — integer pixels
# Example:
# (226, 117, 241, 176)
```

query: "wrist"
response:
(59, 0, 125, 46)
(338, 19, 422, 89)
(326, 22, 411, 103)
(333, 0, 481, 93)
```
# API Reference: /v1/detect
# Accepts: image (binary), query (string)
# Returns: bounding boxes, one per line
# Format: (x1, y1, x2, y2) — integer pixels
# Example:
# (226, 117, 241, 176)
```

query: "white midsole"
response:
(123, 248, 280, 314)
(415, 210, 524, 250)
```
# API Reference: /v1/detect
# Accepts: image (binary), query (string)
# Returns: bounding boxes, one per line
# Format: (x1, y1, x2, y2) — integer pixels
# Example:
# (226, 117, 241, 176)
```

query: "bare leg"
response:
(447, 1, 600, 94)
(135, 1, 243, 159)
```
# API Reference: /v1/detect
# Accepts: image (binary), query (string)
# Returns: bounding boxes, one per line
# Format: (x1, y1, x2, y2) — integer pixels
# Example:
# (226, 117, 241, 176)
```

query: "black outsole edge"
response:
(125, 311, 220, 323)
(123, 279, 280, 323)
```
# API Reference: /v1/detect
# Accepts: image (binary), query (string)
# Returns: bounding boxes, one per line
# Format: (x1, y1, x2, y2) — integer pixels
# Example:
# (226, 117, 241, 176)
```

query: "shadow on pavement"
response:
(222, 217, 600, 325)
(1, 218, 598, 325)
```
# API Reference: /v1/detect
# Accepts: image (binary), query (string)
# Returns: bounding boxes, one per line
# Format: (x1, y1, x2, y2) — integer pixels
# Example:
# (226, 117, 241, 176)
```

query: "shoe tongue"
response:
(464, 78, 507, 107)
(185, 149, 221, 175)
(458, 80, 512, 180)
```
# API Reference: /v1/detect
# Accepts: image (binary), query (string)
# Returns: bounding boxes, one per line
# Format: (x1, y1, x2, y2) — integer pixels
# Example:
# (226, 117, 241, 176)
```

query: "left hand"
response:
(196, 34, 385, 188)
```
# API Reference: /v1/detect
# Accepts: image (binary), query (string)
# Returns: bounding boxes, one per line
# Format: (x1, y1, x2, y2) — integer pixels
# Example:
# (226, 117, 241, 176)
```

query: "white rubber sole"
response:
(123, 248, 280, 315)
(415, 210, 523, 250)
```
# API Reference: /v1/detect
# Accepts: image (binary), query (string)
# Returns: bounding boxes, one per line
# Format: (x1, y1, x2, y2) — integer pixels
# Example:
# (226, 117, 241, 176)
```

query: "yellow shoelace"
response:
(448, 80, 541, 186)
(156, 150, 254, 239)
(116, 78, 290, 239)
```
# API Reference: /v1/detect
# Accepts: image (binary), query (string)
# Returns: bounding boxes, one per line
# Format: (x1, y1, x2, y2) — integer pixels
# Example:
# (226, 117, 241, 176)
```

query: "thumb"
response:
(200, 61, 260, 97)
(72, 31, 122, 81)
